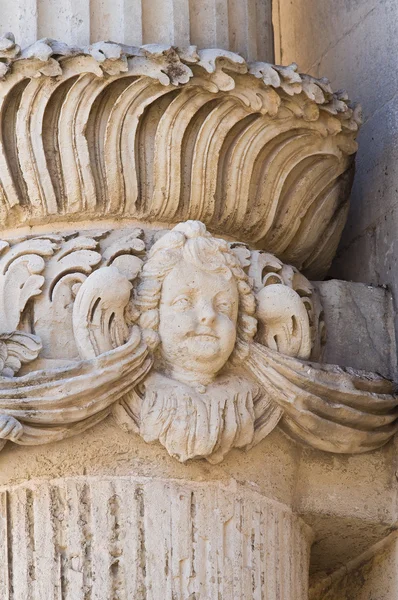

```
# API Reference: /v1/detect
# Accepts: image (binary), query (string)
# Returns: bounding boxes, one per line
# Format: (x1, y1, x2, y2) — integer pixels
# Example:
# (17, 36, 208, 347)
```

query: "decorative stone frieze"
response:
(0, 220, 395, 464)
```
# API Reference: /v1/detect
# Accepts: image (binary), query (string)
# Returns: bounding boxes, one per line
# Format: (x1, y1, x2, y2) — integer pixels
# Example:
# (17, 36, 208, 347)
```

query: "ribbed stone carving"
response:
(0, 477, 311, 599)
(0, 45, 359, 278)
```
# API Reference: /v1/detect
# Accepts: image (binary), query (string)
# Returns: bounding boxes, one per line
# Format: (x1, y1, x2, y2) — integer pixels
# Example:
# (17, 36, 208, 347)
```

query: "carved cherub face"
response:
(158, 260, 239, 384)
(136, 221, 257, 387)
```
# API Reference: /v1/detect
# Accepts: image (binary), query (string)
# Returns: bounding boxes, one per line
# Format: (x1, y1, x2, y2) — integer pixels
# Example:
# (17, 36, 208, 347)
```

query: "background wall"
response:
(310, 534, 398, 600)
(0, 0, 273, 60)
(273, 0, 398, 334)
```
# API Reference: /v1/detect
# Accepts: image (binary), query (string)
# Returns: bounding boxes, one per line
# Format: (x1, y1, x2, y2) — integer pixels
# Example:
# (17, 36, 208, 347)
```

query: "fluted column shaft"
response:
(0, 477, 311, 599)
(0, 0, 273, 61)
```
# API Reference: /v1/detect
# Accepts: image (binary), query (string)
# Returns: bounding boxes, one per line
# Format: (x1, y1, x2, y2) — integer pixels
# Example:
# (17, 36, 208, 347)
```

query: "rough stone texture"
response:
(296, 438, 398, 578)
(310, 533, 398, 599)
(0, 476, 312, 599)
(274, 0, 398, 337)
(315, 280, 397, 379)
(0, 0, 273, 61)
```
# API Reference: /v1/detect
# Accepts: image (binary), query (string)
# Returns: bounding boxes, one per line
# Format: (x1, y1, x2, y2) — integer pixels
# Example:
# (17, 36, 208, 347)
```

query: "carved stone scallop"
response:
(0, 40, 360, 278)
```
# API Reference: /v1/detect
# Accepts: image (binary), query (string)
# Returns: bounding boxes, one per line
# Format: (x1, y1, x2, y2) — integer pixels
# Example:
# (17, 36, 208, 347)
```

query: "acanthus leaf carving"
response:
(73, 266, 132, 360)
(102, 228, 145, 281)
(0, 237, 59, 333)
(32, 235, 102, 360)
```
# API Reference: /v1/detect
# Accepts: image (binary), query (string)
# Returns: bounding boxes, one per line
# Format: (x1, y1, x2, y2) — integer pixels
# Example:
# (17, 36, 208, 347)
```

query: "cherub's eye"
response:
(171, 295, 192, 310)
(215, 297, 233, 315)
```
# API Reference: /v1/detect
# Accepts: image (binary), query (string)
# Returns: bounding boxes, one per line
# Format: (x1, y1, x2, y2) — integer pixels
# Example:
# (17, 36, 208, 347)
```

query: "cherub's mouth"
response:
(189, 330, 218, 340)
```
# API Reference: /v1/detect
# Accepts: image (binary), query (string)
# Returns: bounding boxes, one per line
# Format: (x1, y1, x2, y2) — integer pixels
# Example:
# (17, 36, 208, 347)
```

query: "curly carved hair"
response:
(136, 221, 257, 362)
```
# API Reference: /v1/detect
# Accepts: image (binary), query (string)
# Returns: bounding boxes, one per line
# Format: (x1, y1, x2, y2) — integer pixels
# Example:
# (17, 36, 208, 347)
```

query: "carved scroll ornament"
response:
(0, 221, 395, 464)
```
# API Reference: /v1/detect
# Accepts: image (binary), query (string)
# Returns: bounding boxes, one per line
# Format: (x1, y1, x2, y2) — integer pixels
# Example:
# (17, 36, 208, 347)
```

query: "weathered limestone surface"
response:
(294, 283, 398, 578)
(0, 1, 394, 593)
(315, 280, 397, 379)
(0, 476, 312, 599)
(274, 4, 398, 594)
(310, 533, 398, 599)
(0, 0, 273, 60)
(296, 437, 398, 579)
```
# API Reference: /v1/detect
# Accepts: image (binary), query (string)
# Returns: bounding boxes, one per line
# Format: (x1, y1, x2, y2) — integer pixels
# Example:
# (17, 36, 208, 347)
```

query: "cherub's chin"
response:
(186, 337, 220, 359)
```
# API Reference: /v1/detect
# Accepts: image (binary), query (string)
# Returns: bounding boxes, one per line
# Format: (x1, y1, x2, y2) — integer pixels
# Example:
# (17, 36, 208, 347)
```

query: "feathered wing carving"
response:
(244, 250, 398, 453)
(73, 266, 133, 359)
(256, 284, 312, 360)
(247, 342, 398, 453)
(72, 261, 148, 436)
(72, 229, 146, 359)
(247, 248, 323, 360)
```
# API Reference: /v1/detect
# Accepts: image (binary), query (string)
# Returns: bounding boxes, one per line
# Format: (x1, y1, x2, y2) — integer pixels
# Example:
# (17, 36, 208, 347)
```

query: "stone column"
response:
(0, 1, 391, 599)
(0, 0, 273, 61)
(0, 477, 311, 599)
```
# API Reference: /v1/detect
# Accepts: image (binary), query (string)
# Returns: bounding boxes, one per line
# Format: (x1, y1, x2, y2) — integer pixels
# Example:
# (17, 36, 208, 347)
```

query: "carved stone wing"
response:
(246, 249, 323, 360)
(256, 284, 312, 360)
(247, 341, 398, 453)
(0, 261, 152, 449)
(73, 266, 133, 359)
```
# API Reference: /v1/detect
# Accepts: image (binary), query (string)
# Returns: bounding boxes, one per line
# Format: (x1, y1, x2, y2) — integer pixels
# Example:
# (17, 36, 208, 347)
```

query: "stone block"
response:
(315, 279, 397, 379)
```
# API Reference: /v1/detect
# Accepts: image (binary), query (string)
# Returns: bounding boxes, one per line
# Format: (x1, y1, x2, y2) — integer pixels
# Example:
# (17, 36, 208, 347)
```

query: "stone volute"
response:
(0, 8, 393, 600)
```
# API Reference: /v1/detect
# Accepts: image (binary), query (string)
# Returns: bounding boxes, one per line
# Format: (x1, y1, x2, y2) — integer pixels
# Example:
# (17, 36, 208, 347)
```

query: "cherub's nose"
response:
(199, 302, 216, 325)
